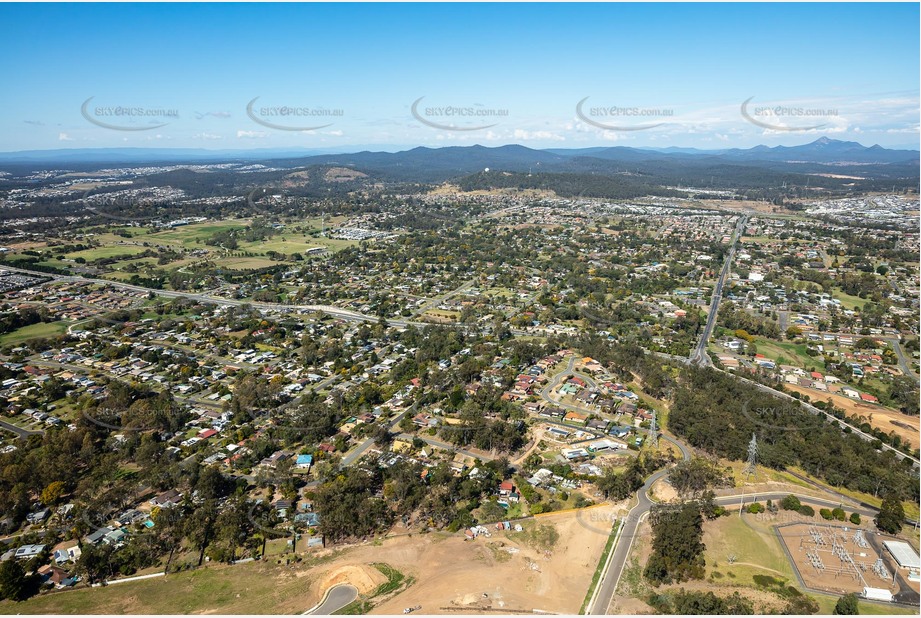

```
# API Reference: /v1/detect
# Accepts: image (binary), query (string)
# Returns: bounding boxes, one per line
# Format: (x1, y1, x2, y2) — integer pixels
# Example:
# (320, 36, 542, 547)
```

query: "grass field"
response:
(64, 245, 148, 261)
(751, 337, 821, 369)
(420, 309, 460, 322)
(831, 287, 869, 311)
(213, 257, 282, 271)
(704, 514, 918, 615)
(782, 465, 921, 522)
(0, 321, 69, 345)
(146, 221, 249, 247)
(0, 559, 332, 615)
(252, 235, 354, 254)
(62, 219, 359, 277)
(811, 594, 918, 615)
(705, 512, 797, 585)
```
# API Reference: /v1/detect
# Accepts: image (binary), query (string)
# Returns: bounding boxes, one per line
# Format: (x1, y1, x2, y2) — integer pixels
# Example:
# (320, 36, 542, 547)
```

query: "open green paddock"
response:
(0, 321, 70, 345)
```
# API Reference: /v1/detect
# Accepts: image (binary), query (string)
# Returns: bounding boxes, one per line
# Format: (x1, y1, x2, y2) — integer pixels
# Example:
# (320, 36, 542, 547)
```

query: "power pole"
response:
(650, 409, 658, 448)
(743, 433, 758, 478)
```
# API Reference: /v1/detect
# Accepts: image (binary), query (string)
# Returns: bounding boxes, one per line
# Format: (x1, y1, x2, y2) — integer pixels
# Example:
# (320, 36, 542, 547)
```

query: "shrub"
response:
(798, 505, 815, 517)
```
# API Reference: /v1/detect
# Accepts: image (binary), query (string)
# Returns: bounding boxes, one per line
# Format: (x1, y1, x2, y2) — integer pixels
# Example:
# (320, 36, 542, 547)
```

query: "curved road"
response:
(0, 419, 42, 439)
(587, 435, 691, 615)
(306, 584, 358, 615)
(539, 356, 602, 414)
(588, 430, 893, 615)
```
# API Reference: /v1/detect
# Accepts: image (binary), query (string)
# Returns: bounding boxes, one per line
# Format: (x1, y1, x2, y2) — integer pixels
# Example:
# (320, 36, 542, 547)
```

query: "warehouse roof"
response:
(883, 540, 921, 570)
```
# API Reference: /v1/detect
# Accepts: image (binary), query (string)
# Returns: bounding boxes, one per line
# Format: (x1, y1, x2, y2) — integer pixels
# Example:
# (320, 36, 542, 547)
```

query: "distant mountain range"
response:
(0, 138, 916, 166)
(273, 138, 920, 183)
(0, 139, 916, 190)
(545, 137, 920, 165)
(0, 146, 346, 163)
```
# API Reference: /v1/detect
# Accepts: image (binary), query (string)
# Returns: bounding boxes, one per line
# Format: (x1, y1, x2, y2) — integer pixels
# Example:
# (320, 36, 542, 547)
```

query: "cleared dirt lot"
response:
(784, 384, 919, 450)
(304, 505, 617, 614)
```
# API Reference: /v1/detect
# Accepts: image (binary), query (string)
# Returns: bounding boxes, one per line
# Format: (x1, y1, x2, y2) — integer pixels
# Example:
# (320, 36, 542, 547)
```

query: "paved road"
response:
(587, 435, 691, 615)
(396, 432, 495, 462)
(588, 430, 894, 615)
(884, 337, 919, 383)
(690, 214, 748, 367)
(0, 419, 42, 439)
(0, 264, 417, 328)
(538, 356, 601, 414)
(650, 349, 919, 466)
(412, 278, 477, 317)
(306, 584, 358, 615)
(340, 405, 415, 467)
(733, 370, 920, 467)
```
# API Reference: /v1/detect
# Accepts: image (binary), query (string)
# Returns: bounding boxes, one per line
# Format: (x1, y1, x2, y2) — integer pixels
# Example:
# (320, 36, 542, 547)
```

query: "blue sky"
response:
(1, 2, 918, 152)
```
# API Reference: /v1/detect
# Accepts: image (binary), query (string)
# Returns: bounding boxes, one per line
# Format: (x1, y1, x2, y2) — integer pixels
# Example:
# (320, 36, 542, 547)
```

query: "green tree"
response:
(833, 592, 859, 615)
(875, 495, 904, 534)
(40, 480, 66, 506)
(0, 559, 35, 601)
(644, 502, 706, 585)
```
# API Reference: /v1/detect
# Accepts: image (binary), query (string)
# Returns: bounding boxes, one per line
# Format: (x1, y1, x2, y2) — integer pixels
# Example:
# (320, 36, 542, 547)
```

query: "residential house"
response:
(14, 544, 45, 560)
(151, 489, 183, 508)
(295, 454, 314, 470)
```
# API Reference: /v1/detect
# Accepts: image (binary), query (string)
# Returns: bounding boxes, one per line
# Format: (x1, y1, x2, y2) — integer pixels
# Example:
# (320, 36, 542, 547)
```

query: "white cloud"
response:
(58, 132, 74, 141)
(237, 130, 267, 139)
(885, 126, 920, 134)
(194, 133, 223, 140)
(513, 129, 565, 142)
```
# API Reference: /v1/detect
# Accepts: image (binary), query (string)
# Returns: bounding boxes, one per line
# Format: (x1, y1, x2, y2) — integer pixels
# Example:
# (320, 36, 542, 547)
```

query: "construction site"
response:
(777, 522, 920, 606)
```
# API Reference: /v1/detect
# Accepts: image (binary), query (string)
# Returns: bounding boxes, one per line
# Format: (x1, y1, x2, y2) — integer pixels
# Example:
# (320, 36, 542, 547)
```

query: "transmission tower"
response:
(743, 433, 758, 477)
(649, 410, 658, 448)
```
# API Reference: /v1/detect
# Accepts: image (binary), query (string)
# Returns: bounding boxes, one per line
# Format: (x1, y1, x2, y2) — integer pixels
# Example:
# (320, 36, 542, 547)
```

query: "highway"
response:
(690, 214, 748, 367)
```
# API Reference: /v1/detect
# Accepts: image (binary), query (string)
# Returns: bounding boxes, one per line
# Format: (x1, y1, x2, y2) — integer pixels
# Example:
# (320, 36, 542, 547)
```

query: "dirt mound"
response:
(320, 564, 387, 595)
